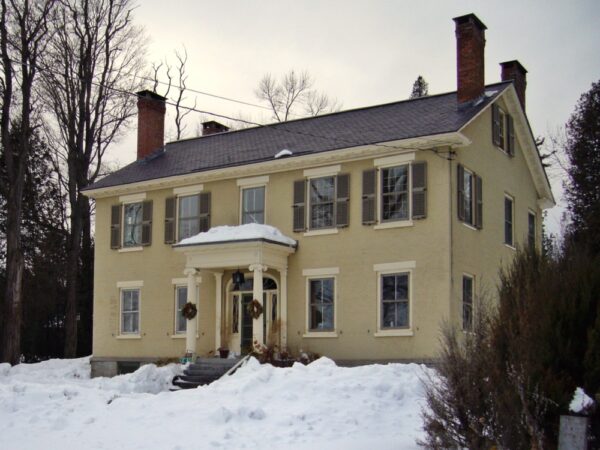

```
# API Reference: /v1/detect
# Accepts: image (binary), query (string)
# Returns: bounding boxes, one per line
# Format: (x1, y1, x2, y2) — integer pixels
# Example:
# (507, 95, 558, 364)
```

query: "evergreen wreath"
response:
(181, 302, 197, 320)
(247, 299, 263, 319)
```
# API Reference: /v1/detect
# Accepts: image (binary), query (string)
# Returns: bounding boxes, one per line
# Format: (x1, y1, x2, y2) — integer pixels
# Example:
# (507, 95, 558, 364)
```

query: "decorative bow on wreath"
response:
(247, 299, 263, 319)
(181, 302, 198, 320)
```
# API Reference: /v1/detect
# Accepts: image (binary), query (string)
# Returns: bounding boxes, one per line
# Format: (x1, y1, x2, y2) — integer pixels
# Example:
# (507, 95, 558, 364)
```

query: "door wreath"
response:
(247, 299, 263, 319)
(181, 302, 198, 320)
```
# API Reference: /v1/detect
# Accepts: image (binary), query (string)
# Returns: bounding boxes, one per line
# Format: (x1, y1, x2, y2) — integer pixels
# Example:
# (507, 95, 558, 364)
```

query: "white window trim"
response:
(303, 228, 339, 237)
(374, 154, 415, 227)
(118, 246, 143, 253)
(172, 283, 200, 337)
(460, 165, 477, 228)
(303, 164, 341, 178)
(176, 193, 202, 242)
(173, 184, 204, 196)
(303, 273, 338, 338)
(239, 184, 267, 225)
(496, 106, 507, 152)
(237, 175, 269, 187)
(504, 193, 515, 249)
(119, 192, 146, 203)
(462, 273, 475, 333)
(117, 284, 142, 338)
(373, 264, 414, 337)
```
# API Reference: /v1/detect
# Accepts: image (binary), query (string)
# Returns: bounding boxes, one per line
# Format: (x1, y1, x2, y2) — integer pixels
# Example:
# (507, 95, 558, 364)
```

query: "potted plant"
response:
(218, 324, 231, 358)
(218, 347, 229, 359)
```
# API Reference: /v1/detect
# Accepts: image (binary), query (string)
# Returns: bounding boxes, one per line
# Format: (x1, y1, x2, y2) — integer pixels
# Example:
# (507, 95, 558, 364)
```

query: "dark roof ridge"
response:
(166, 81, 513, 148)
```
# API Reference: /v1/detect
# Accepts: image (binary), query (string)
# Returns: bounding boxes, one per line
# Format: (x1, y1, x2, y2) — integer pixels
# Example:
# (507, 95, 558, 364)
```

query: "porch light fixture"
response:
(232, 269, 245, 291)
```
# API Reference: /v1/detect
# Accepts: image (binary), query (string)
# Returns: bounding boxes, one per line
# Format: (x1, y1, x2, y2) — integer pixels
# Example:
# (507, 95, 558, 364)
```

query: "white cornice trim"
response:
(302, 267, 340, 276)
(373, 261, 416, 272)
(116, 280, 144, 288)
(83, 132, 468, 199)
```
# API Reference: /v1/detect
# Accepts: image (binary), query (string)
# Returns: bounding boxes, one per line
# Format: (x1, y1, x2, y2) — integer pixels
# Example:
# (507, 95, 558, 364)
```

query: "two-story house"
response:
(83, 14, 554, 377)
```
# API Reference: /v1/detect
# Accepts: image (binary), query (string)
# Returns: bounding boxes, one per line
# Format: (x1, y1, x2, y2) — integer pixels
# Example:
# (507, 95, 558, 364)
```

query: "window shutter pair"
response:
(361, 162, 428, 224)
(110, 201, 153, 248)
(292, 175, 350, 231)
(164, 193, 211, 244)
(492, 104, 502, 147)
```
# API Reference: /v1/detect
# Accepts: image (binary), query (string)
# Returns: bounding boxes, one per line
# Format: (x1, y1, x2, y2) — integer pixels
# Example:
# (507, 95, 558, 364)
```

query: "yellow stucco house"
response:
(83, 14, 554, 376)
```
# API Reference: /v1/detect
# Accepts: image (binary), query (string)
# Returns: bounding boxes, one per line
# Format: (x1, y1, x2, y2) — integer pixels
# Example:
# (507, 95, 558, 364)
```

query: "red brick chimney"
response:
(500, 60, 527, 111)
(202, 120, 230, 136)
(136, 90, 166, 160)
(453, 14, 487, 104)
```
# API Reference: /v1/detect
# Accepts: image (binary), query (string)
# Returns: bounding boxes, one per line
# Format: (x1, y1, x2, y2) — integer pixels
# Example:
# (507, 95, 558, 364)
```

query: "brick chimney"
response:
(500, 60, 527, 111)
(136, 90, 166, 160)
(202, 120, 230, 136)
(453, 14, 487, 104)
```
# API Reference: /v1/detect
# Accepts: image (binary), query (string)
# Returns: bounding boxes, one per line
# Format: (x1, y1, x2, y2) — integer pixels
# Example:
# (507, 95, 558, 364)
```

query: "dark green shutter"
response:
(164, 197, 176, 244)
(141, 200, 153, 246)
(335, 174, 350, 227)
(457, 164, 465, 221)
(492, 104, 502, 147)
(110, 204, 121, 249)
(411, 162, 427, 219)
(475, 175, 483, 229)
(199, 192, 211, 232)
(506, 114, 515, 156)
(362, 169, 376, 224)
(292, 180, 306, 232)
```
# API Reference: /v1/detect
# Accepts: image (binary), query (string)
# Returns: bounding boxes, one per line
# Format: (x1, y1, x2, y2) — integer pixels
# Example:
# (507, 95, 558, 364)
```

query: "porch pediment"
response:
(173, 224, 297, 271)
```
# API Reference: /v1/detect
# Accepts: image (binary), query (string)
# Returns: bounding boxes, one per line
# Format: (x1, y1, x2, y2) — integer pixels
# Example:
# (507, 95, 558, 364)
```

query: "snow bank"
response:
(179, 223, 297, 246)
(0, 356, 430, 449)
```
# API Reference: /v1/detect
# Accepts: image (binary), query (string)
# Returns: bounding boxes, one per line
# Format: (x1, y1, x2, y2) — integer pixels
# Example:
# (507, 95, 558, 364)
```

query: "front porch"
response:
(173, 224, 297, 357)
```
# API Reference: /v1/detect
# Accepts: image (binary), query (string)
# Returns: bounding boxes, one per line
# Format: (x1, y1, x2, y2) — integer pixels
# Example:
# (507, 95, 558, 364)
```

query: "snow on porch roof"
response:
(175, 223, 297, 248)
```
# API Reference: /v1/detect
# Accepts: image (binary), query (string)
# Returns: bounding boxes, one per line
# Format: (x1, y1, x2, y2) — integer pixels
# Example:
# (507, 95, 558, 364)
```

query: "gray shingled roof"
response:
(85, 82, 510, 191)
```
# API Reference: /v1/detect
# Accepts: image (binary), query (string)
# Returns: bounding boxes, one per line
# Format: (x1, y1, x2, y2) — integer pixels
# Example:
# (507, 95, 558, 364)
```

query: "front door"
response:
(240, 293, 254, 353)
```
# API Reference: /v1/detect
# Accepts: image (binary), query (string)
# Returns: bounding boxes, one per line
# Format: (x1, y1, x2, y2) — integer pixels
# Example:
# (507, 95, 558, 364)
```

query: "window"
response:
(505, 195, 514, 246)
(241, 186, 265, 224)
(110, 200, 152, 249)
(381, 273, 410, 329)
(309, 176, 335, 229)
(492, 104, 515, 156)
(293, 171, 349, 232)
(528, 211, 536, 249)
(121, 289, 140, 334)
(462, 275, 474, 331)
(163, 192, 211, 243)
(175, 286, 188, 334)
(381, 165, 409, 222)
(308, 278, 334, 331)
(457, 165, 482, 228)
(362, 157, 427, 226)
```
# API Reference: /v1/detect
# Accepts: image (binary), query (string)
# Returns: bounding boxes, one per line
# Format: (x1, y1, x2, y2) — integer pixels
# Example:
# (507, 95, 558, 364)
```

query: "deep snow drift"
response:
(0, 356, 430, 449)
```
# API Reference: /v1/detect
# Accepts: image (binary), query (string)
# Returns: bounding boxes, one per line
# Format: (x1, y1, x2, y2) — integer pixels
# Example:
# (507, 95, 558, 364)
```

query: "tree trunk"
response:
(64, 198, 83, 358)
(79, 197, 94, 356)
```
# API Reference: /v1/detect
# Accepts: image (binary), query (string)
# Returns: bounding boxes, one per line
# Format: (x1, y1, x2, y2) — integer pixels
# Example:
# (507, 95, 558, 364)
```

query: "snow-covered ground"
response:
(0, 356, 430, 449)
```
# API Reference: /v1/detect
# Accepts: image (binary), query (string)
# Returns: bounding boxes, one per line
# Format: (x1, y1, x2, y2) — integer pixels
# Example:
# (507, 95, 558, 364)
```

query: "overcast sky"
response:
(111, 0, 600, 234)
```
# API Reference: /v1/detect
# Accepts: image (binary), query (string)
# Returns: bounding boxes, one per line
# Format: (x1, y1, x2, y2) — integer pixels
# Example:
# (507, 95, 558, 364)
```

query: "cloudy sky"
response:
(112, 0, 600, 234)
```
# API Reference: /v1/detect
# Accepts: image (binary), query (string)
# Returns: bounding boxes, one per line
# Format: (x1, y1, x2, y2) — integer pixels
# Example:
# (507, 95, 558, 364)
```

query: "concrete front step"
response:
(172, 357, 240, 390)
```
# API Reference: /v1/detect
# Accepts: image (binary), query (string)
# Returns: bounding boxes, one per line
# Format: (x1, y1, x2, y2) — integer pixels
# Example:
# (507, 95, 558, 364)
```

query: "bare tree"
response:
(255, 70, 341, 122)
(41, 0, 146, 357)
(0, 0, 56, 364)
(151, 47, 197, 140)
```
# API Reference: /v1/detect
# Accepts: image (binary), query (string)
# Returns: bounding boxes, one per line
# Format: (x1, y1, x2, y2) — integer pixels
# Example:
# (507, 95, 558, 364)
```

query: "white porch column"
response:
(184, 268, 198, 355)
(279, 269, 288, 350)
(214, 272, 224, 351)
(249, 264, 267, 349)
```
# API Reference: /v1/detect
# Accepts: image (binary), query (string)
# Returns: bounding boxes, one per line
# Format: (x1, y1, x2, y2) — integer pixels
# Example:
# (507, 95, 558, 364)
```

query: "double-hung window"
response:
(505, 195, 514, 247)
(110, 196, 153, 250)
(528, 211, 536, 249)
(381, 273, 410, 329)
(462, 275, 474, 331)
(241, 186, 265, 225)
(492, 103, 515, 156)
(457, 165, 483, 228)
(362, 155, 427, 227)
(121, 288, 140, 335)
(308, 278, 335, 331)
(164, 188, 211, 244)
(293, 167, 349, 233)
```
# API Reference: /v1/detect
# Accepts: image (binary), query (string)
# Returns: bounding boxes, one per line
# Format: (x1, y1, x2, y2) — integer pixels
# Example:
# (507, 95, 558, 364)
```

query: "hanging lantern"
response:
(232, 270, 245, 291)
